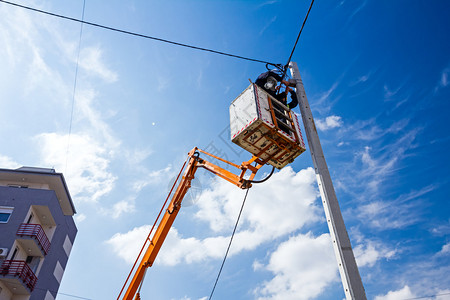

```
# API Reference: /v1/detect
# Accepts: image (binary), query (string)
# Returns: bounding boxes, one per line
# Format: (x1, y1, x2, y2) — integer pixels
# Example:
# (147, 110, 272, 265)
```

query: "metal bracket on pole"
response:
(289, 62, 367, 300)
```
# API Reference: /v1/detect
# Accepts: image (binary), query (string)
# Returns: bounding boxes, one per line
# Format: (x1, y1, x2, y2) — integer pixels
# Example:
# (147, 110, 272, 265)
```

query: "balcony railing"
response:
(17, 223, 51, 255)
(0, 260, 37, 292)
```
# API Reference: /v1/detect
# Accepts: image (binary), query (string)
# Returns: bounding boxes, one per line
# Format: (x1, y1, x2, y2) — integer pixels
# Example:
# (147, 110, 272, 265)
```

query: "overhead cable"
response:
(250, 165, 275, 184)
(208, 188, 250, 300)
(65, 0, 85, 174)
(403, 292, 450, 300)
(0, 0, 278, 66)
(281, 0, 315, 80)
(34, 285, 93, 300)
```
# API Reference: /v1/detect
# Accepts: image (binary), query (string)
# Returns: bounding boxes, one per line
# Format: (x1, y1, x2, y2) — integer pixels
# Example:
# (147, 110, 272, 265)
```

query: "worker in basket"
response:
(255, 69, 298, 133)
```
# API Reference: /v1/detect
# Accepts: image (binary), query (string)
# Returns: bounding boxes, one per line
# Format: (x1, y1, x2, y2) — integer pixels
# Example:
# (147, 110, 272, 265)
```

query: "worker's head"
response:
(264, 76, 278, 91)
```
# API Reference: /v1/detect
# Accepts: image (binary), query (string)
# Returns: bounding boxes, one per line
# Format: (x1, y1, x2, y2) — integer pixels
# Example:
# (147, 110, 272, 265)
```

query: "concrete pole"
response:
(289, 62, 367, 300)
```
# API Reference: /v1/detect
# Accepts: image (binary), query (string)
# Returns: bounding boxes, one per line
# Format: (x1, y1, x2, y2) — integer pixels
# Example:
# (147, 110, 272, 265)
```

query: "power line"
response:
(56, 292, 93, 300)
(5, 282, 94, 300)
(208, 188, 250, 300)
(281, 0, 315, 80)
(65, 0, 85, 174)
(0, 0, 279, 66)
(403, 292, 450, 300)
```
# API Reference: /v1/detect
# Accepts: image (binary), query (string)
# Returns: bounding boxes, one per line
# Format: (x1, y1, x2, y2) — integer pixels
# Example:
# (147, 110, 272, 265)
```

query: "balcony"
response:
(17, 223, 51, 255)
(0, 260, 37, 293)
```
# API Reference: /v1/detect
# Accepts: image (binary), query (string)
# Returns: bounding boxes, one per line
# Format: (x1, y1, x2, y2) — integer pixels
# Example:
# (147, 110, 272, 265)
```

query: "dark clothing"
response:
(275, 90, 298, 109)
(254, 71, 298, 109)
(255, 70, 298, 135)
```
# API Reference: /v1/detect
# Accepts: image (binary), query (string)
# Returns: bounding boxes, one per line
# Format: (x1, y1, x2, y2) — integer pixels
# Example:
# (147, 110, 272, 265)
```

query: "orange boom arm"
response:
(120, 147, 265, 300)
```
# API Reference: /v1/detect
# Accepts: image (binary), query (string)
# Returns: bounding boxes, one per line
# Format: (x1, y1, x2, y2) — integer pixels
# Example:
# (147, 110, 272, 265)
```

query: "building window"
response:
(0, 206, 13, 223)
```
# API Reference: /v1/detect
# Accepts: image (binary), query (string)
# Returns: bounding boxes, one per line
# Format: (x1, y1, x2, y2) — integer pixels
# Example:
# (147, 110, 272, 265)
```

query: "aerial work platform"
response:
(230, 84, 306, 169)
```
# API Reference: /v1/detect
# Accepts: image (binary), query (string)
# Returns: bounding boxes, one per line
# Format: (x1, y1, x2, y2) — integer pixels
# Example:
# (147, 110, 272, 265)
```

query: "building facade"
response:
(0, 167, 77, 300)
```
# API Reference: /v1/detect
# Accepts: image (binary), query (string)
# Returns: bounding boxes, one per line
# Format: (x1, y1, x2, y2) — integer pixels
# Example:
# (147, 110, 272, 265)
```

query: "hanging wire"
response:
(0, 0, 279, 66)
(402, 292, 450, 300)
(56, 292, 93, 300)
(208, 188, 250, 300)
(65, 0, 85, 174)
(207, 2, 316, 293)
(249, 165, 275, 184)
(20, 285, 94, 300)
(281, 0, 315, 81)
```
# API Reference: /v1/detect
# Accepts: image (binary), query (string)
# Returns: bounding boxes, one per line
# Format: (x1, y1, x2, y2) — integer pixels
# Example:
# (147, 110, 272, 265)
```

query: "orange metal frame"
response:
(120, 147, 265, 300)
(264, 88, 300, 144)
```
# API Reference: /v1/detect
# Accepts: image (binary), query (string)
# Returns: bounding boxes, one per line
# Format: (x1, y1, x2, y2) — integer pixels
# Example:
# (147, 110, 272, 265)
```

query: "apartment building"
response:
(0, 167, 77, 300)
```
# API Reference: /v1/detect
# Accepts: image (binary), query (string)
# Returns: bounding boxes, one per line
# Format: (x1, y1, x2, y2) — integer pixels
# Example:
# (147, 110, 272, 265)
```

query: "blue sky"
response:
(1, 0, 449, 299)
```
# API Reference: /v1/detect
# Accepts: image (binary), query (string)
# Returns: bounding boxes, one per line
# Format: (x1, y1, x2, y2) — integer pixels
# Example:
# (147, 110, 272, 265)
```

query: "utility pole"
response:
(289, 62, 367, 300)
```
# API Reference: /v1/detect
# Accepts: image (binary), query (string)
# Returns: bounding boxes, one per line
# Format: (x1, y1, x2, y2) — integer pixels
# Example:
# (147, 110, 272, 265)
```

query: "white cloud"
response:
(0, 154, 20, 169)
(0, 1, 121, 206)
(347, 118, 383, 141)
(72, 89, 121, 148)
(374, 285, 415, 300)
(259, 16, 277, 36)
(256, 0, 279, 9)
(106, 225, 151, 264)
(357, 74, 369, 83)
(315, 115, 343, 131)
(107, 225, 229, 265)
(109, 200, 136, 219)
(157, 76, 170, 92)
(349, 71, 372, 86)
(195, 167, 320, 237)
(253, 260, 264, 271)
(0, 5, 71, 103)
(357, 184, 435, 230)
(437, 242, 450, 256)
(35, 132, 116, 203)
(254, 233, 338, 300)
(346, 0, 368, 24)
(132, 165, 173, 192)
(354, 241, 396, 267)
(312, 82, 339, 114)
(107, 167, 322, 265)
(383, 84, 401, 100)
(433, 66, 450, 93)
(431, 220, 450, 236)
(173, 297, 207, 300)
(386, 119, 410, 134)
(25, 46, 67, 98)
(358, 200, 414, 230)
(441, 70, 448, 87)
(79, 46, 118, 83)
(360, 146, 376, 169)
(158, 228, 229, 265)
(196, 69, 203, 89)
(435, 66, 450, 92)
(124, 148, 153, 169)
(351, 128, 420, 194)
(74, 213, 87, 224)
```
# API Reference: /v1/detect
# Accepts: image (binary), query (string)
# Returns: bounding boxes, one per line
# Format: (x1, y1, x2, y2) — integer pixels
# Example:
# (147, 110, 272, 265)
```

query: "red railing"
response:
(0, 260, 37, 291)
(17, 223, 51, 255)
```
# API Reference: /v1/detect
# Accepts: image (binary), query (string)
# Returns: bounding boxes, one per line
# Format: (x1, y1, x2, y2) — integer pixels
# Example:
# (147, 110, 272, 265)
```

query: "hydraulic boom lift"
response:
(119, 148, 265, 299)
(119, 83, 306, 299)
